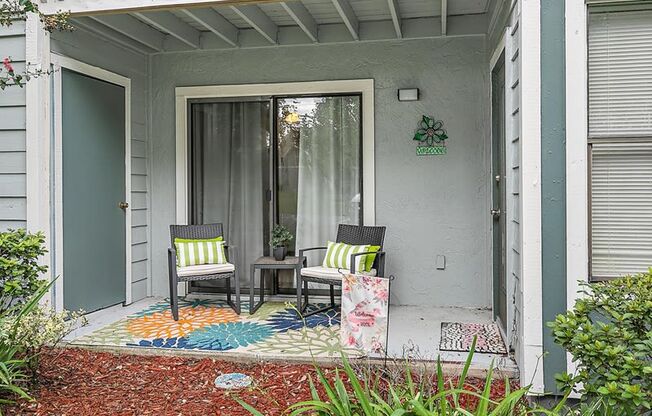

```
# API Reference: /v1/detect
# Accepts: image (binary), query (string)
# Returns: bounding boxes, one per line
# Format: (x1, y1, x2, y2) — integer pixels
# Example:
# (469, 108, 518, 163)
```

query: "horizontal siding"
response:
(51, 27, 151, 302)
(0, 25, 27, 232)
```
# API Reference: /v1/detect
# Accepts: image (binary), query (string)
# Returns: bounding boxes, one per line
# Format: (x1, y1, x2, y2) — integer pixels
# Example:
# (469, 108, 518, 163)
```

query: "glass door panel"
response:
(275, 95, 362, 291)
(188, 100, 271, 292)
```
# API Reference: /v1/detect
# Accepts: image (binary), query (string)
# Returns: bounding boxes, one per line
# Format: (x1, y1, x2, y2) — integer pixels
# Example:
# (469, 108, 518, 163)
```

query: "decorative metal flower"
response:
(414, 115, 448, 146)
(186, 322, 274, 350)
(266, 306, 340, 333)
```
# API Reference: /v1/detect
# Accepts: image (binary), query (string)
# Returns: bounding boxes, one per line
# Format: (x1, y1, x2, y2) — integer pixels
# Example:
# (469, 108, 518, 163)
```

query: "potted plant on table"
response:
(270, 225, 293, 261)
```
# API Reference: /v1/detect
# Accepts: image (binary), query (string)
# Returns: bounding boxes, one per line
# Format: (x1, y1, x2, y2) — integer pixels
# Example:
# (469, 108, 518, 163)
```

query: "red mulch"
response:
(5, 348, 515, 415)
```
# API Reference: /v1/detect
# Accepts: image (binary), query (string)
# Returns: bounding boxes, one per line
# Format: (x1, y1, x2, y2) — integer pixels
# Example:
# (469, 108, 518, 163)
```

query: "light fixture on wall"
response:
(398, 88, 420, 102)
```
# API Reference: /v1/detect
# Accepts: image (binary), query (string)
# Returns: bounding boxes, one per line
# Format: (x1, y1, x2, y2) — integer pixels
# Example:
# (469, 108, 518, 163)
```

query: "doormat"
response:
(439, 322, 508, 355)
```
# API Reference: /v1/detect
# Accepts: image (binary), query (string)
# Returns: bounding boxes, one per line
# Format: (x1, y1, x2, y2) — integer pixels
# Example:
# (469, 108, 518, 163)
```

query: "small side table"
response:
(249, 256, 304, 315)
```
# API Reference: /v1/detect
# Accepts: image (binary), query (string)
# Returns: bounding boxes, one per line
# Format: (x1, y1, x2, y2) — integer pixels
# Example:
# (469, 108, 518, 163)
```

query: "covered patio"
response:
(31, 0, 524, 380)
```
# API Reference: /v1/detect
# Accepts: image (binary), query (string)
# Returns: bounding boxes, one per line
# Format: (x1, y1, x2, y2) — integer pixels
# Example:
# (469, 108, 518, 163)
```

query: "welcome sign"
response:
(413, 115, 448, 156)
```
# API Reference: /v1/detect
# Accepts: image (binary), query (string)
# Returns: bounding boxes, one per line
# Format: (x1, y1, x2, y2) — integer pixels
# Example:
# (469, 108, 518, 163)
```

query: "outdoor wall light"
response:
(398, 88, 420, 102)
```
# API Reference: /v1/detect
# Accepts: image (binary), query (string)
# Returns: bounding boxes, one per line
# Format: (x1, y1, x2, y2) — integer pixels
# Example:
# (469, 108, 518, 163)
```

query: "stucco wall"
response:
(149, 37, 491, 308)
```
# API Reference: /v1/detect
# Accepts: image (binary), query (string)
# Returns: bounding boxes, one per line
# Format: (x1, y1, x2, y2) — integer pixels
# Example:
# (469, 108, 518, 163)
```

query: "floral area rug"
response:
(439, 322, 508, 355)
(71, 298, 361, 358)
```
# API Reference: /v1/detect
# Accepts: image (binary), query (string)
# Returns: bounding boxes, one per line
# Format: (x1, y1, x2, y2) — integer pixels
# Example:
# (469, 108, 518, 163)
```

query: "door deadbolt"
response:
(119, 202, 129, 209)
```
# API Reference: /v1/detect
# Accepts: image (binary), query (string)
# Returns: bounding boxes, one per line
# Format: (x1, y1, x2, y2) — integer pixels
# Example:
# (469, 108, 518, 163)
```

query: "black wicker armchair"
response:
(167, 223, 240, 320)
(297, 224, 386, 317)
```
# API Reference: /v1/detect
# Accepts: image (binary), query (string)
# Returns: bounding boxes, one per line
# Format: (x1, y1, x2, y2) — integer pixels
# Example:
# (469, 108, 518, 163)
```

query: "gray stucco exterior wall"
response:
(540, 0, 567, 392)
(149, 37, 492, 308)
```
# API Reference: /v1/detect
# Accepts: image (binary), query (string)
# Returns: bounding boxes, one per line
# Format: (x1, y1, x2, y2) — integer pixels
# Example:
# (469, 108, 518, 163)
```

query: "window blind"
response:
(590, 142, 652, 279)
(588, 11, 652, 137)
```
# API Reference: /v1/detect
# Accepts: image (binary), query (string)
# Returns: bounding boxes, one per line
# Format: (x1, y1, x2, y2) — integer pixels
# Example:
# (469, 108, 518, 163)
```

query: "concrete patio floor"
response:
(65, 295, 518, 378)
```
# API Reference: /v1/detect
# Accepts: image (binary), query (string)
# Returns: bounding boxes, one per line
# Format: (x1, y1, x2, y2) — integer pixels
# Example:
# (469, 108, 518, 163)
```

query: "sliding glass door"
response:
(188, 94, 362, 294)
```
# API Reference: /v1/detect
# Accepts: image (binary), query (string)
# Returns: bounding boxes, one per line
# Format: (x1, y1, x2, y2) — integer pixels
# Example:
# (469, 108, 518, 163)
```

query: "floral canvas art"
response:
(340, 273, 390, 354)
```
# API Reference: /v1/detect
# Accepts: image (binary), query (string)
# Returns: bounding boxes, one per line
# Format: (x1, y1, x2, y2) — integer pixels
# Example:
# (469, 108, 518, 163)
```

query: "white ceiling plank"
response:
(72, 17, 155, 54)
(441, 0, 448, 36)
(280, 1, 318, 43)
(134, 11, 200, 49)
(330, 0, 359, 40)
(387, 0, 402, 38)
(181, 8, 238, 46)
(230, 4, 278, 44)
(90, 14, 166, 51)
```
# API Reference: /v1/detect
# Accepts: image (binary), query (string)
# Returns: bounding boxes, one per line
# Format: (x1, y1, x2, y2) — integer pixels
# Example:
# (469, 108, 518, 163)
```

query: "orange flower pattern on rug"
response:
(127, 306, 240, 339)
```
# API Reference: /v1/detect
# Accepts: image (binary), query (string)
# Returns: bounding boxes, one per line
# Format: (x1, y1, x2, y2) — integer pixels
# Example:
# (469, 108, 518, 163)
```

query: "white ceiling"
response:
(74, 0, 491, 53)
(168, 0, 490, 31)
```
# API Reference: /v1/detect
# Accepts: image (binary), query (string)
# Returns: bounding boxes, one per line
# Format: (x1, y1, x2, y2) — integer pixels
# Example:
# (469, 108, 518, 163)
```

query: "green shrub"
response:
(0, 305, 86, 376)
(0, 229, 48, 314)
(549, 270, 652, 412)
(0, 281, 52, 413)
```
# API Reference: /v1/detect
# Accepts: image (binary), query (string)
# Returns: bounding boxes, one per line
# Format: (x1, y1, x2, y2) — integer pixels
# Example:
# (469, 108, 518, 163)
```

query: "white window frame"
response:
(174, 80, 375, 295)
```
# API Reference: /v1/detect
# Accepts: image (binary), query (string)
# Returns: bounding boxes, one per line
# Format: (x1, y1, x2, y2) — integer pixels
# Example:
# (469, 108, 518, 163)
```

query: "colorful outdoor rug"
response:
(71, 298, 362, 358)
(439, 322, 508, 355)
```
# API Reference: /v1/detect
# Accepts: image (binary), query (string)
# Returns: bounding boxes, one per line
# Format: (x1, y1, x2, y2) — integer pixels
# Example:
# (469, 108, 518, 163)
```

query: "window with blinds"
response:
(588, 10, 652, 280)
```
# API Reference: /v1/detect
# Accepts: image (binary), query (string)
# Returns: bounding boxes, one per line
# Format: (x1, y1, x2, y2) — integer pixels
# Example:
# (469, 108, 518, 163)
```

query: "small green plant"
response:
(0, 280, 53, 413)
(270, 224, 293, 248)
(548, 270, 652, 412)
(0, 304, 86, 377)
(0, 229, 48, 314)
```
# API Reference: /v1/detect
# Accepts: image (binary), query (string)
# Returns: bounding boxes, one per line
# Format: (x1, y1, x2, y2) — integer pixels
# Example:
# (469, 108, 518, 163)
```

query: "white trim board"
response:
(25, 14, 52, 305)
(564, 0, 589, 382)
(175, 79, 375, 296)
(519, 0, 544, 395)
(50, 53, 133, 311)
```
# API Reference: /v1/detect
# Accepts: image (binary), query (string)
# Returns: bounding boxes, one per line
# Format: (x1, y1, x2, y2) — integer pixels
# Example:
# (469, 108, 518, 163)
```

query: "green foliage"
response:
(0, 229, 48, 315)
(548, 271, 652, 412)
(239, 339, 534, 415)
(1, 0, 72, 90)
(270, 224, 293, 248)
(0, 281, 52, 413)
(0, 305, 86, 376)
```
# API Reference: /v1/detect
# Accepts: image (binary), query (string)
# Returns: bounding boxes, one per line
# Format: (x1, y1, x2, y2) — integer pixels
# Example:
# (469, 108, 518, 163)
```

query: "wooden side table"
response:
(249, 256, 304, 315)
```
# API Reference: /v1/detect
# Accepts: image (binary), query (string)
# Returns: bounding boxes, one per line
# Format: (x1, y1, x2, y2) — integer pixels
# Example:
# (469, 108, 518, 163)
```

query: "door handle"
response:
(119, 202, 129, 210)
(491, 208, 501, 218)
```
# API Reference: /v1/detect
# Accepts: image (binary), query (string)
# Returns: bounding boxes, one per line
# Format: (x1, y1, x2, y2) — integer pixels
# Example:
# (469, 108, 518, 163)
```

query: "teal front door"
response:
(62, 68, 127, 313)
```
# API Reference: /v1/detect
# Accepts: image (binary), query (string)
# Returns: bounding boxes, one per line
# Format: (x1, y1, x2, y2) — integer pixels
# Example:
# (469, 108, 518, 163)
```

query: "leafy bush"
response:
(0, 305, 86, 376)
(0, 229, 48, 314)
(270, 224, 293, 248)
(549, 271, 652, 412)
(0, 281, 52, 412)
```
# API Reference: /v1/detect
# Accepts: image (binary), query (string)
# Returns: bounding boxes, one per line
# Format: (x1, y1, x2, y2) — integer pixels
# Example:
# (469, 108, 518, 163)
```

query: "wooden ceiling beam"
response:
(280, 1, 318, 43)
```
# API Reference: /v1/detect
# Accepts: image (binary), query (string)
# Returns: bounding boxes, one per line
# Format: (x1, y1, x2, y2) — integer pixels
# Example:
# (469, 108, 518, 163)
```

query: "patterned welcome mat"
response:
(72, 299, 361, 358)
(439, 322, 508, 355)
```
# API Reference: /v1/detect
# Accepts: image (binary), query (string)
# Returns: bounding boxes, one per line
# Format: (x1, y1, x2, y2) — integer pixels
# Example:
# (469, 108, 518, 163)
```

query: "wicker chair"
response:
(168, 223, 240, 320)
(297, 224, 386, 317)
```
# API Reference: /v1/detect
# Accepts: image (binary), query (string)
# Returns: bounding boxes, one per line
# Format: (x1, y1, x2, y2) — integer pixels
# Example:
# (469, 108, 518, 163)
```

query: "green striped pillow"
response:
(322, 241, 371, 273)
(174, 237, 227, 267)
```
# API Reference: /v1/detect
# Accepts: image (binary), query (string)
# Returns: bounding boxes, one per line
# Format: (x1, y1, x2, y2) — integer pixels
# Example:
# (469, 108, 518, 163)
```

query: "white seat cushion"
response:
(301, 266, 376, 280)
(177, 263, 235, 277)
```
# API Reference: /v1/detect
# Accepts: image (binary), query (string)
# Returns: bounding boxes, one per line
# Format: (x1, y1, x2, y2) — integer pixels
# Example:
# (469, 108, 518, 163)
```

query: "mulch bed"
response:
(6, 348, 515, 415)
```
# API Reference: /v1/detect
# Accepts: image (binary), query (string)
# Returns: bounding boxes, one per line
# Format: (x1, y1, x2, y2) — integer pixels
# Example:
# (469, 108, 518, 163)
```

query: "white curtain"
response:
(191, 102, 269, 288)
(294, 96, 361, 269)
